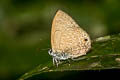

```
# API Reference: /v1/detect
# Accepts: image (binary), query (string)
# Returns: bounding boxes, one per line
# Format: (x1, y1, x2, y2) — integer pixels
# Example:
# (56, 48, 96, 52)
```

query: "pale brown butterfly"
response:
(48, 10, 91, 66)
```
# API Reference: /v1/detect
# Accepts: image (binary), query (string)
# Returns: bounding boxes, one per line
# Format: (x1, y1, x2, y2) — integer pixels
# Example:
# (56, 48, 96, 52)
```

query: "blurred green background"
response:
(0, 0, 120, 80)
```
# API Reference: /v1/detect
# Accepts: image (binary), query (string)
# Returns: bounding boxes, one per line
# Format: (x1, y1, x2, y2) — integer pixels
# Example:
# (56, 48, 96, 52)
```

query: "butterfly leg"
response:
(71, 58, 79, 61)
(71, 56, 86, 61)
(52, 57, 55, 65)
(53, 57, 60, 67)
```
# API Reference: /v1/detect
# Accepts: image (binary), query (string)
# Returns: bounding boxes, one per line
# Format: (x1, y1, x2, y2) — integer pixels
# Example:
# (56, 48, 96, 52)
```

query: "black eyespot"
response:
(84, 38, 88, 41)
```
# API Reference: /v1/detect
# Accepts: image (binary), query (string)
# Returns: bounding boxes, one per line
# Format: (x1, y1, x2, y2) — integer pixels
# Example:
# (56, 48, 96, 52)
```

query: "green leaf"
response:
(18, 33, 120, 80)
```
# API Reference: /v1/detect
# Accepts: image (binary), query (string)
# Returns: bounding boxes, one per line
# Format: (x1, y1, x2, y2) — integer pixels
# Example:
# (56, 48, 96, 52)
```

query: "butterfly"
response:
(48, 10, 91, 66)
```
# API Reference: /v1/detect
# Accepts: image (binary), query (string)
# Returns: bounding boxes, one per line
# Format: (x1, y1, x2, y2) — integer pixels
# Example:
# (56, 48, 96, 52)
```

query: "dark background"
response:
(0, 0, 120, 80)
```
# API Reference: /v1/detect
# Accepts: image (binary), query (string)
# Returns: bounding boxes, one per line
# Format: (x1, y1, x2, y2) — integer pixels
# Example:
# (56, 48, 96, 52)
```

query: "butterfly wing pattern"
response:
(48, 10, 91, 66)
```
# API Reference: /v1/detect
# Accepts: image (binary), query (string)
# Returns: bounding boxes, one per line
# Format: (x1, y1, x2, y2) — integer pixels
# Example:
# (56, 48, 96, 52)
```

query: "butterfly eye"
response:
(48, 49, 52, 54)
(84, 38, 88, 41)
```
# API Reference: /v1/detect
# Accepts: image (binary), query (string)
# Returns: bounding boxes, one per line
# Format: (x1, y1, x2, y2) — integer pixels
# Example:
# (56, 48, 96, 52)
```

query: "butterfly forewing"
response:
(51, 10, 91, 58)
